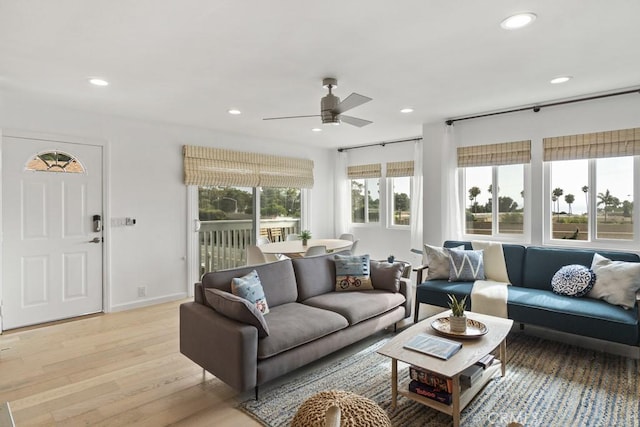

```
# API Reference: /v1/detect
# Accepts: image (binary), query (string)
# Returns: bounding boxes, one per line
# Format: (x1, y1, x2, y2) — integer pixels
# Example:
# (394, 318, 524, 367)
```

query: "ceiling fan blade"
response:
(339, 115, 372, 127)
(263, 114, 320, 121)
(334, 93, 372, 114)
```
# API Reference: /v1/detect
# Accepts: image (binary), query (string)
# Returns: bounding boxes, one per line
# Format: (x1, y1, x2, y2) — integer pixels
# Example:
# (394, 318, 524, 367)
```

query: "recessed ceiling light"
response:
(88, 78, 109, 86)
(400, 108, 414, 114)
(228, 109, 242, 115)
(550, 76, 572, 84)
(311, 128, 322, 132)
(500, 12, 537, 30)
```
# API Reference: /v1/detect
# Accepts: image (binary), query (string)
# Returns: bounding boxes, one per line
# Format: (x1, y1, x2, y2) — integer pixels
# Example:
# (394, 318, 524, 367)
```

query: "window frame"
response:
(350, 177, 382, 227)
(460, 163, 531, 242)
(543, 156, 639, 250)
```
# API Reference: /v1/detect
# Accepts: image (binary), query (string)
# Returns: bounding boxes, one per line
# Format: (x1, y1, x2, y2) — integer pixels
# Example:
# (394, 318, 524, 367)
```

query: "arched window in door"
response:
(25, 150, 86, 173)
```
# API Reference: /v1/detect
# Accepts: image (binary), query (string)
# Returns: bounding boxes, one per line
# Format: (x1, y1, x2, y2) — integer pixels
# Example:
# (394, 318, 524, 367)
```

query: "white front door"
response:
(1, 136, 103, 329)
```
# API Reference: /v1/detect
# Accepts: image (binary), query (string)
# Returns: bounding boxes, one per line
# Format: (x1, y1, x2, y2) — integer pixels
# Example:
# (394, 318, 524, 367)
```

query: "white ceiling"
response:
(1, 1, 639, 149)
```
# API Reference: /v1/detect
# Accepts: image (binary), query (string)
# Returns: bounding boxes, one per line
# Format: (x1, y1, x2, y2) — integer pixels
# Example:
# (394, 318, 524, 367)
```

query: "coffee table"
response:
(377, 310, 513, 427)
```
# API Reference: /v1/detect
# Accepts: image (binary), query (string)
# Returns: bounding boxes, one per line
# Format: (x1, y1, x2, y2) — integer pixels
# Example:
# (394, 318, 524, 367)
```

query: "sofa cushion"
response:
(257, 302, 349, 359)
(292, 250, 351, 300)
(551, 265, 595, 297)
(334, 254, 374, 291)
(416, 280, 474, 309)
(231, 270, 269, 314)
(507, 286, 639, 345)
(423, 243, 463, 280)
(448, 248, 485, 281)
(370, 260, 403, 292)
(302, 291, 406, 325)
(522, 246, 640, 291)
(201, 259, 298, 307)
(204, 288, 269, 338)
(588, 253, 640, 309)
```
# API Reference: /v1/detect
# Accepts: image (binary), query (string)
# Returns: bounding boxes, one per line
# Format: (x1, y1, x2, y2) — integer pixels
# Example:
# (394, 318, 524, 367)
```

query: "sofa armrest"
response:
(400, 277, 412, 319)
(412, 264, 428, 287)
(180, 301, 258, 392)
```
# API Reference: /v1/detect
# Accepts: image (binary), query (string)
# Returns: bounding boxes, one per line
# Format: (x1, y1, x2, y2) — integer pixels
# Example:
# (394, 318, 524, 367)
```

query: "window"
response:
(390, 176, 411, 226)
(459, 140, 530, 238)
(25, 150, 85, 173)
(351, 178, 380, 223)
(544, 128, 638, 244)
(348, 163, 381, 224)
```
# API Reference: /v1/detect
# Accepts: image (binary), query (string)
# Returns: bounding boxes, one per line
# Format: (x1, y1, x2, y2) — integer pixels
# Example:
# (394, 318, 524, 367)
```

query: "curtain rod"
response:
(337, 137, 422, 152)
(445, 87, 640, 126)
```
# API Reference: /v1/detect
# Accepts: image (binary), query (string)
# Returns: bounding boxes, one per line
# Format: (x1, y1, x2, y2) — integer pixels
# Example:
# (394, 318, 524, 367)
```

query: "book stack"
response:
(408, 366, 453, 405)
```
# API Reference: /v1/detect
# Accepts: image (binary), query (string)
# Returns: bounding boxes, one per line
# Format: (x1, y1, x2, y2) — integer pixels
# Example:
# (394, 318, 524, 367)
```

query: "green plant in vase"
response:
(447, 294, 467, 333)
(299, 230, 312, 246)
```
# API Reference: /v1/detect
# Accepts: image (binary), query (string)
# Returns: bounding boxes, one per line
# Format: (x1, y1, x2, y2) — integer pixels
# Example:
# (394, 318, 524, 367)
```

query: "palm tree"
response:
(597, 189, 615, 223)
(552, 188, 564, 213)
(564, 194, 575, 215)
(582, 186, 588, 212)
(468, 186, 481, 213)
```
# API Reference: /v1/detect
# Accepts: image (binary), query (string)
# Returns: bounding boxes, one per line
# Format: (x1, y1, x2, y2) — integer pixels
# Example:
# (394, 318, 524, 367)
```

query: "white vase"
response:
(449, 315, 467, 333)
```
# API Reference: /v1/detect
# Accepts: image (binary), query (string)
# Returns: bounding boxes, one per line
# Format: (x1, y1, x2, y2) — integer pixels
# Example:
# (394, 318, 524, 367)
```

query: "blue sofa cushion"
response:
(415, 280, 473, 311)
(522, 246, 640, 291)
(507, 286, 639, 345)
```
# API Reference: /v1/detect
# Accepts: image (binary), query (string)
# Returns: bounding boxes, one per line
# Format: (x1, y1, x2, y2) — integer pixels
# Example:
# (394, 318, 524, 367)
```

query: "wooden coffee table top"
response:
(378, 310, 513, 378)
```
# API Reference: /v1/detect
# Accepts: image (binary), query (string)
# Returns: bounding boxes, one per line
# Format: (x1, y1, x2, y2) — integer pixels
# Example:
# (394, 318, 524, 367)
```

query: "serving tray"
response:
(430, 317, 488, 339)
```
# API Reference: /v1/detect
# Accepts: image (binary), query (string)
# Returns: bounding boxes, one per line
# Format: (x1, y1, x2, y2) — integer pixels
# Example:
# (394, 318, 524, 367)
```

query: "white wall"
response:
(422, 94, 640, 246)
(0, 91, 335, 311)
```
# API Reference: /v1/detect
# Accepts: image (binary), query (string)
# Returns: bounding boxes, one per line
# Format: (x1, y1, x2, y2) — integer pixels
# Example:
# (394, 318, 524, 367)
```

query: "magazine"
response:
(403, 333, 462, 360)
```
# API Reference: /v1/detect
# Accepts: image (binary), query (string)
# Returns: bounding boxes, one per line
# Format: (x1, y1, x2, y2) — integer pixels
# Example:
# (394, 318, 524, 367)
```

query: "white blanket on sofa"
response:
(470, 240, 510, 318)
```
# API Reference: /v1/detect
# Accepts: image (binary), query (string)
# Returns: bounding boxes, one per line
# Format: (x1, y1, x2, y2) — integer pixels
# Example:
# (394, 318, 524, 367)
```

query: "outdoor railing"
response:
(199, 218, 300, 274)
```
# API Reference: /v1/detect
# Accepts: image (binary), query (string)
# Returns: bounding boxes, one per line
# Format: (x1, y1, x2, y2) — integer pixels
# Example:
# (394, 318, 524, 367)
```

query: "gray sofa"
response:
(180, 251, 411, 397)
(415, 241, 640, 348)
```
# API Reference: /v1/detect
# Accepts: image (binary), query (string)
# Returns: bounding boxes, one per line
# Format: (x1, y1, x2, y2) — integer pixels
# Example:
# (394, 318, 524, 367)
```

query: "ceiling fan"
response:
(263, 78, 373, 127)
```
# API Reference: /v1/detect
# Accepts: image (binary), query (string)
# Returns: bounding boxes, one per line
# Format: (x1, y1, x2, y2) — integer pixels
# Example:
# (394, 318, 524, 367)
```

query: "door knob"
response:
(89, 237, 102, 243)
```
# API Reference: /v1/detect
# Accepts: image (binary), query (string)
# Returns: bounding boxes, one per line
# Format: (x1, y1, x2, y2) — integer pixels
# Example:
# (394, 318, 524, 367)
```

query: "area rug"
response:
(240, 332, 639, 426)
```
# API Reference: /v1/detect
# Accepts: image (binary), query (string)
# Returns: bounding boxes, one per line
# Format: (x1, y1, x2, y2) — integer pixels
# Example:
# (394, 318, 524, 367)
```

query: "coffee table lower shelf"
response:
(396, 362, 502, 417)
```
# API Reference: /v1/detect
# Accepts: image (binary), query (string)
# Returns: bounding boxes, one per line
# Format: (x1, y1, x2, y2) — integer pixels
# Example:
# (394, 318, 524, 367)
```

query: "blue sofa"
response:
(415, 241, 640, 347)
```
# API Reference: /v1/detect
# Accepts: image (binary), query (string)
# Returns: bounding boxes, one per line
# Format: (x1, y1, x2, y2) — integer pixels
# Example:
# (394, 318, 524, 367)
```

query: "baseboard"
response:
(109, 292, 188, 312)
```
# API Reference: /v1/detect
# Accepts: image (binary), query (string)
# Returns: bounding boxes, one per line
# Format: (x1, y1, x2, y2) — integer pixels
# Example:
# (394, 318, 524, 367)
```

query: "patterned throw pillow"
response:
(551, 265, 596, 297)
(448, 249, 485, 282)
(231, 270, 269, 314)
(334, 254, 374, 291)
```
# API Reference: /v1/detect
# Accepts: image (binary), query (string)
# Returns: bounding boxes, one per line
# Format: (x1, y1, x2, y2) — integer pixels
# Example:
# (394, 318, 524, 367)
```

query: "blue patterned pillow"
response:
(231, 270, 269, 314)
(448, 249, 485, 282)
(334, 254, 374, 291)
(551, 265, 595, 297)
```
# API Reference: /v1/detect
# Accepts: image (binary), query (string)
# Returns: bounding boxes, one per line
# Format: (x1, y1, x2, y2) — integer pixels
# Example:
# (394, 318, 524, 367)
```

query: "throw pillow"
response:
(231, 269, 270, 314)
(423, 244, 464, 280)
(334, 254, 374, 291)
(588, 253, 640, 309)
(471, 240, 510, 283)
(551, 265, 595, 297)
(448, 249, 485, 282)
(204, 288, 269, 338)
(370, 260, 403, 292)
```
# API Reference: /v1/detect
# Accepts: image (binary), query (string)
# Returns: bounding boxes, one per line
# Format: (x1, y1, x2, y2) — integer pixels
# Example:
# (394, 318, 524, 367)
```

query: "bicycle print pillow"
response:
(334, 254, 374, 291)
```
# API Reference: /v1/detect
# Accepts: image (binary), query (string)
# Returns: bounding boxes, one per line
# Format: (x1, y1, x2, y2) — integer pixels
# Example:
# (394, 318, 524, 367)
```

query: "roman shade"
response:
(183, 145, 314, 188)
(347, 163, 382, 179)
(386, 160, 414, 177)
(457, 140, 531, 167)
(543, 127, 640, 161)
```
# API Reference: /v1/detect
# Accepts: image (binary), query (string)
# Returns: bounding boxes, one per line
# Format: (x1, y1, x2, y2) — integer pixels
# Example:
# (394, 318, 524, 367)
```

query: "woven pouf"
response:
(291, 390, 391, 427)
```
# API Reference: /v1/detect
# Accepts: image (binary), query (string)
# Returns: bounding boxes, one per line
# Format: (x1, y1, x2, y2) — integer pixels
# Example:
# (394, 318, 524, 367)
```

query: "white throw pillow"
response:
(471, 240, 510, 283)
(423, 244, 464, 280)
(588, 253, 640, 309)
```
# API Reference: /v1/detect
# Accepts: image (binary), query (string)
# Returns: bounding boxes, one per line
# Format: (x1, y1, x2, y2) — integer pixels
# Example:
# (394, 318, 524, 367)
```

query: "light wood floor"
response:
(0, 300, 261, 426)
